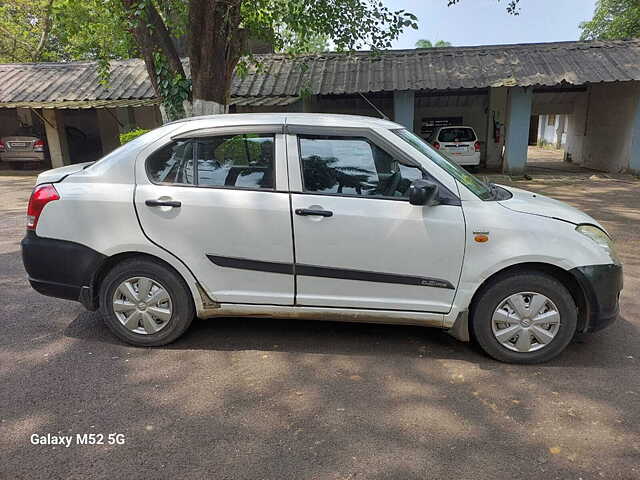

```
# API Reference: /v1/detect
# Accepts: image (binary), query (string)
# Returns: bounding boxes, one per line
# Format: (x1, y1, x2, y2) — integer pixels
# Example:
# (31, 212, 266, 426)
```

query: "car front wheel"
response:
(99, 258, 194, 346)
(470, 272, 577, 364)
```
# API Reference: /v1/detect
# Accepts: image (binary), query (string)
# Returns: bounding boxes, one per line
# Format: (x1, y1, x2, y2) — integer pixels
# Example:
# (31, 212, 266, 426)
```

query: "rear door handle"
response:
(145, 199, 181, 208)
(295, 208, 333, 217)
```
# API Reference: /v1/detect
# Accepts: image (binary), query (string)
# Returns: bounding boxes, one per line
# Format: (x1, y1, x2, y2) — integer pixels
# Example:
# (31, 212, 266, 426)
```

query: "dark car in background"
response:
(0, 127, 47, 168)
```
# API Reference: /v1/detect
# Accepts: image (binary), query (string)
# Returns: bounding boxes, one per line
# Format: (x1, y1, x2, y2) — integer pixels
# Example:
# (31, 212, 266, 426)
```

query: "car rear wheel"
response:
(99, 258, 194, 346)
(470, 272, 577, 364)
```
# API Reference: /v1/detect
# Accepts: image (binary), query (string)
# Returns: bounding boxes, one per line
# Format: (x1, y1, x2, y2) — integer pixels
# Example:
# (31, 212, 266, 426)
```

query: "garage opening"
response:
(61, 109, 104, 164)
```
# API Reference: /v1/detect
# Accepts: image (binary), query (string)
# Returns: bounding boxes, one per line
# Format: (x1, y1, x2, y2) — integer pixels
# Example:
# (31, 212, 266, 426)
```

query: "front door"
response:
(288, 133, 465, 313)
(135, 129, 295, 305)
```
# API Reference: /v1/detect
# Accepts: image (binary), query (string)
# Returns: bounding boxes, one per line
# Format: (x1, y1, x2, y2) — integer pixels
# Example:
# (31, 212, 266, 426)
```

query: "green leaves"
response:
(580, 0, 640, 41)
(241, 0, 418, 54)
(153, 50, 190, 120)
(415, 39, 452, 49)
(119, 127, 150, 144)
(447, 0, 521, 16)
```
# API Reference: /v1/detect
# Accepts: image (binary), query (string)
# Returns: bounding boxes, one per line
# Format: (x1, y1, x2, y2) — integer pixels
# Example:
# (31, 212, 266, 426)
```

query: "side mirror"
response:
(409, 179, 439, 206)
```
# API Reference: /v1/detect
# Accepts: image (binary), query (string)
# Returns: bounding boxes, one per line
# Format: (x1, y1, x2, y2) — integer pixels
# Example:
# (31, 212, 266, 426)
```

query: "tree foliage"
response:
(448, 0, 521, 15)
(580, 0, 640, 41)
(0, 0, 418, 118)
(0, 0, 134, 63)
(415, 39, 452, 48)
(124, 0, 419, 117)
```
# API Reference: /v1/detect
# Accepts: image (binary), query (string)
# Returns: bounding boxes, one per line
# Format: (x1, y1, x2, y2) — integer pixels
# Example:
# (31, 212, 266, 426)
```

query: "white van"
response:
(430, 126, 481, 167)
(21, 114, 622, 363)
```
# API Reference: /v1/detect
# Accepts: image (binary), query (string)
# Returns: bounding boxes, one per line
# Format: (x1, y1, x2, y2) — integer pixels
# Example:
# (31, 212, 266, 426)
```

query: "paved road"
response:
(1, 172, 639, 479)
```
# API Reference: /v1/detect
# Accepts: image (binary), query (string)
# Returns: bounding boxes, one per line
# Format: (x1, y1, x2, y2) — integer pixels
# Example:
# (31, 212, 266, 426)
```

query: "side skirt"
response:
(198, 303, 444, 328)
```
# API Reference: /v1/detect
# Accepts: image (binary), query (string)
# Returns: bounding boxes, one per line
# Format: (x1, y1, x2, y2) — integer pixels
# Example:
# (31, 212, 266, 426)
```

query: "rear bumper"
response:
(21, 230, 105, 310)
(1, 153, 45, 162)
(569, 264, 623, 332)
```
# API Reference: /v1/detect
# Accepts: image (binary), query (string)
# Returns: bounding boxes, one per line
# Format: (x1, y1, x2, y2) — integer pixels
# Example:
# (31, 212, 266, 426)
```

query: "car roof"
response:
(167, 112, 401, 130)
(437, 125, 476, 130)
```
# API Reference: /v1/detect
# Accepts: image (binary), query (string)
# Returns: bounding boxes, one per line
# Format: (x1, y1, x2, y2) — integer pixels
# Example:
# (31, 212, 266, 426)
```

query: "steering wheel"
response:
(384, 170, 402, 196)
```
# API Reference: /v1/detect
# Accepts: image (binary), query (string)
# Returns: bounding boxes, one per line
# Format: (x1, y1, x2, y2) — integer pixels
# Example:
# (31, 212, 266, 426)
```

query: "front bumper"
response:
(569, 264, 623, 332)
(21, 230, 105, 310)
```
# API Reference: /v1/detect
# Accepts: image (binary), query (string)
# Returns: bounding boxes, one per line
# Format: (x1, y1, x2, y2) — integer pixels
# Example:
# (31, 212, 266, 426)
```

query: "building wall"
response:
(566, 82, 640, 172)
(133, 106, 163, 130)
(565, 93, 588, 165)
(311, 95, 394, 119)
(0, 109, 17, 137)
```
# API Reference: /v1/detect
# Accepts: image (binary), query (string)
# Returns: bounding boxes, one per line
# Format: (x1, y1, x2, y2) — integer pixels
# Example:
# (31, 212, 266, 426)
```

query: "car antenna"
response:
(358, 92, 390, 120)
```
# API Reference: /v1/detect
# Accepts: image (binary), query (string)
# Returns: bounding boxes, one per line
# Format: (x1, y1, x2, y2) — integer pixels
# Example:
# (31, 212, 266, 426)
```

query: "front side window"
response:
(146, 133, 275, 190)
(298, 135, 422, 199)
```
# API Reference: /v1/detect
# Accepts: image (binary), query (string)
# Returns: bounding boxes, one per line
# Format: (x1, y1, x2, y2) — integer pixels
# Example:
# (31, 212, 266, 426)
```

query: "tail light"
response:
(0, 140, 5, 152)
(474, 141, 481, 152)
(433, 141, 440, 150)
(33, 139, 45, 152)
(27, 184, 59, 230)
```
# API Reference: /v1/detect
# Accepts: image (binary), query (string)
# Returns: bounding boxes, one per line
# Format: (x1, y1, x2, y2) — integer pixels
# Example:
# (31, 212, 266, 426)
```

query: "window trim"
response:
(291, 130, 460, 205)
(145, 132, 278, 192)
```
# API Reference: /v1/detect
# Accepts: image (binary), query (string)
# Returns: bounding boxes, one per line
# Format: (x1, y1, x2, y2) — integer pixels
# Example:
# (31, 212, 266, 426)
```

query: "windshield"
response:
(393, 128, 492, 200)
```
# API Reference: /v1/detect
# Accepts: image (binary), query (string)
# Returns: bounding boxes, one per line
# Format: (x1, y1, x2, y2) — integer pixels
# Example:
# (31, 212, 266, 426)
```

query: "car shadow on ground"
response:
(64, 309, 638, 370)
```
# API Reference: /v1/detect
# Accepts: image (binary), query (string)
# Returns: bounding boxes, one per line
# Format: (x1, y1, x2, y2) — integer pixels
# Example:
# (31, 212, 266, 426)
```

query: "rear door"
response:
(286, 128, 465, 313)
(135, 126, 295, 305)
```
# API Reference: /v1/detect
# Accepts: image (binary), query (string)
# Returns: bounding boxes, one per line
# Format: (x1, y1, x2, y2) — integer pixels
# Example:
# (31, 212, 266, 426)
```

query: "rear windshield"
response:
(438, 128, 476, 143)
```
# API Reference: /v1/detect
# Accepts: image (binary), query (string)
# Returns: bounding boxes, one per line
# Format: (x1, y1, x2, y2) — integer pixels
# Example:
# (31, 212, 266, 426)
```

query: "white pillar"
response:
(393, 90, 415, 131)
(629, 90, 640, 174)
(555, 114, 566, 149)
(42, 109, 69, 168)
(503, 87, 533, 175)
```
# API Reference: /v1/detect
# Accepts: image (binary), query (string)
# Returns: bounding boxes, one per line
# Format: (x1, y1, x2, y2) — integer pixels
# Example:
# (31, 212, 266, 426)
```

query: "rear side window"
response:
(438, 128, 476, 143)
(196, 134, 274, 189)
(146, 134, 275, 190)
(146, 139, 195, 185)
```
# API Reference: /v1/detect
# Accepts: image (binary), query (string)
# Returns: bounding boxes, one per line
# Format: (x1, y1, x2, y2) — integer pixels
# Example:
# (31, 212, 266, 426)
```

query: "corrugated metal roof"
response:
(0, 59, 153, 105)
(0, 39, 638, 108)
(235, 39, 640, 96)
(0, 98, 159, 109)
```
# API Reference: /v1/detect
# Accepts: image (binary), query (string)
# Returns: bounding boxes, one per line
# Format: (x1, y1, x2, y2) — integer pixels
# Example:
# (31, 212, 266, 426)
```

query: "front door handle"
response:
(145, 199, 182, 208)
(295, 208, 333, 217)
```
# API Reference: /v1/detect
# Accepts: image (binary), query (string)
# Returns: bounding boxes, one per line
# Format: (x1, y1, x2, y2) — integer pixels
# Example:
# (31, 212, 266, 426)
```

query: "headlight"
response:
(576, 224, 621, 264)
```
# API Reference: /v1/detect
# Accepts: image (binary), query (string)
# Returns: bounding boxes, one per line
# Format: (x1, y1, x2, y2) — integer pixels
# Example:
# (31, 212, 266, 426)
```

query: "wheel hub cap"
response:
(491, 292, 561, 353)
(112, 277, 172, 335)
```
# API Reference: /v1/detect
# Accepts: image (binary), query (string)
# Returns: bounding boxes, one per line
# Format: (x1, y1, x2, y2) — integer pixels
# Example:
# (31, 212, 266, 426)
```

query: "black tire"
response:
(99, 258, 194, 346)
(470, 272, 577, 364)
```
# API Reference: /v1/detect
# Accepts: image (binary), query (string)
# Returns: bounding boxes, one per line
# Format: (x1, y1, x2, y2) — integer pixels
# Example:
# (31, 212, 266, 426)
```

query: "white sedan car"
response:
(431, 126, 481, 168)
(21, 114, 622, 363)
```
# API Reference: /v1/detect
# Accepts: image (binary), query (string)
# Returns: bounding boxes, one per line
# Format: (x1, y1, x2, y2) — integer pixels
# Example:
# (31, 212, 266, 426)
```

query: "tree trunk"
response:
(33, 0, 54, 61)
(122, 0, 187, 122)
(188, 0, 244, 115)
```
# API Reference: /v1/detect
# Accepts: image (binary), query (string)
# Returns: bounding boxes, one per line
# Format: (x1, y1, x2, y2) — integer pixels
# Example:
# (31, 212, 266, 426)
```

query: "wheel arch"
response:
(468, 262, 589, 333)
(85, 251, 207, 313)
